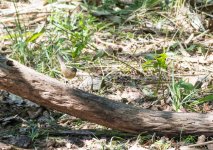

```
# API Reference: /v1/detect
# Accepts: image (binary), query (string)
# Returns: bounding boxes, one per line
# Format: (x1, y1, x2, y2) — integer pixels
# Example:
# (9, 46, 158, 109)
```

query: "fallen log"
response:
(0, 56, 213, 136)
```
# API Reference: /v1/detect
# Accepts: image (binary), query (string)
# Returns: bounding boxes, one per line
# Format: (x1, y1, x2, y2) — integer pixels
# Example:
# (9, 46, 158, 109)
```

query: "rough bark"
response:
(0, 56, 213, 136)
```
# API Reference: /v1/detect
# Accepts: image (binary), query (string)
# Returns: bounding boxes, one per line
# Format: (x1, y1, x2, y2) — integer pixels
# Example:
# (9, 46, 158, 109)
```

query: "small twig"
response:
(188, 140, 213, 147)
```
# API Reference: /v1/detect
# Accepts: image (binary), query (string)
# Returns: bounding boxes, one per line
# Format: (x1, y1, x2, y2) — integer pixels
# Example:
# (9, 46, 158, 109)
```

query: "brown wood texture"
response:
(0, 56, 213, 136)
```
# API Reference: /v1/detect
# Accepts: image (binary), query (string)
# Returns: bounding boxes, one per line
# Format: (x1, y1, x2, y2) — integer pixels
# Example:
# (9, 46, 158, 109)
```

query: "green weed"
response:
(190, 94, 213, 106)
(182, 135, 196, 144)
(27, 123, 40, 141)
(153, 139, 171, 150)
(72, 119, 84, 126)
(169, 77, 196, 111)
(6, 8, 98, 77)
(142, 52, 168, 94)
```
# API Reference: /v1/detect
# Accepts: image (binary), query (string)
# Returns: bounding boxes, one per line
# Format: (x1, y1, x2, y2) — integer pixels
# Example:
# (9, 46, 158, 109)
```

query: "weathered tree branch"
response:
(0, 56, 213, 136)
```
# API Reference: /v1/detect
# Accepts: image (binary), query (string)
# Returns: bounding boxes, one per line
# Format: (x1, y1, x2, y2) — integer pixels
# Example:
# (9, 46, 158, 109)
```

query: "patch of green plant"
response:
(27, 121, 49, 142)
(102, 0, 118, 10)
(190, 94, 213, 106)
(142, 52, 168, 94)
(170, 0, 185, 8)
(143, 53, 167, 71)
(133, 0, 162, 9)
(182, 135, 196, 144)
(169, 78, 197, 112)
(153, 139, 171, 150)
(27, 123, 41, 141)
(88, 0, 163, 18)
(6, 8, 100, 77)
(138, 134, 152, 145)
(49, 12, 95, 58)
(105, 136, 127, 150)
(47, 0, 57, 3)
(169, 69, 212, 111)
(185, 44, 207, 54)
(72, 119, 84, 126)
(3, 2, 34, 64)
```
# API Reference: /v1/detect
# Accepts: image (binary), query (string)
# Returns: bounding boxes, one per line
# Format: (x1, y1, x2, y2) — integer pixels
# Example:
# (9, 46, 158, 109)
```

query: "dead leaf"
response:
(197, 135, 206, 144)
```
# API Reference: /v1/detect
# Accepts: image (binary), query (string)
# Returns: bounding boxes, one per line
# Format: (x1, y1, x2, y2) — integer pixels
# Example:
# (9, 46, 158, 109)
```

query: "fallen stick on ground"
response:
(0, 56, 213, 136)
